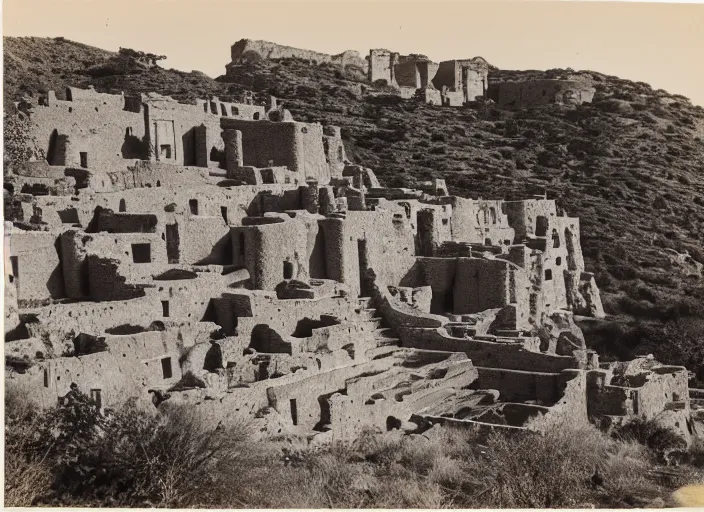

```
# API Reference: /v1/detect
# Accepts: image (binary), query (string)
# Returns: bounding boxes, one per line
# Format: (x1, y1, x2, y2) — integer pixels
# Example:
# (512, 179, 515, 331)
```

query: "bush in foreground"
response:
(5, 383, 704, 508)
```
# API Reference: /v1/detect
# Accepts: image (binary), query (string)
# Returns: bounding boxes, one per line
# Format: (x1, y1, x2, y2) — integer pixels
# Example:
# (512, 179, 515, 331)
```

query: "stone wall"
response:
(229, 39, 367, 72)
(489, 79, 596, 110)
(7, 229, 65, 305)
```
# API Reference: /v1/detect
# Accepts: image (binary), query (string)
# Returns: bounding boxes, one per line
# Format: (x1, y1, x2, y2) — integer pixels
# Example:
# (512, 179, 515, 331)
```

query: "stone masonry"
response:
(4, 81, 696, 445)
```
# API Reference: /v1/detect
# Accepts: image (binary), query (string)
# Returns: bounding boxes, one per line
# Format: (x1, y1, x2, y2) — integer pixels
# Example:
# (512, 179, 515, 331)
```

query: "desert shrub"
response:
(4, 382, 54, 506)
(612, 418, 687, 462)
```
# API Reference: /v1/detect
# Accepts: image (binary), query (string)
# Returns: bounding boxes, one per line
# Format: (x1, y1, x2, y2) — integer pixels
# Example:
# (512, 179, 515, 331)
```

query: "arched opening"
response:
(253, 112, 260, 120)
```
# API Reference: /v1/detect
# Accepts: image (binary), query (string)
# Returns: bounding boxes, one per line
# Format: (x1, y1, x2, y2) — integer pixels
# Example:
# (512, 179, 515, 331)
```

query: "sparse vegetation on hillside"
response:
(3, 36, 704, 379)
(5, 382, 703, 508)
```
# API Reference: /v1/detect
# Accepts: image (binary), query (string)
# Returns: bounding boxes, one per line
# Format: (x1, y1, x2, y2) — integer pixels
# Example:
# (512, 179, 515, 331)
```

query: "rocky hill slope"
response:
(4, 36, 704, 378)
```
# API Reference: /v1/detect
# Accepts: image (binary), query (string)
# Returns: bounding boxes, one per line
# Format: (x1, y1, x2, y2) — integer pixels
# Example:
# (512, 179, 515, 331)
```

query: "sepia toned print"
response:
(4, 1, 704, 508)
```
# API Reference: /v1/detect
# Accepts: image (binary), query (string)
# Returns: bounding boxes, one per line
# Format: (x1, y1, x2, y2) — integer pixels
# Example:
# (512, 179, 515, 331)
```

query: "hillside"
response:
(4, 36, 704, 377)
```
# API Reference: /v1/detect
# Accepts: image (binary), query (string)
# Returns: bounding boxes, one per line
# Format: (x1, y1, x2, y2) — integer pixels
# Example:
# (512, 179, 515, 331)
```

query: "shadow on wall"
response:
(203, 342, 224, 372)
(398, 260, 425, 288)
(121, 129, 148, 159)
(249, 324, 291, 354)
(194, 231, 233, 266)
(48, 237, 67, 299)
(210, 146, 225, 168)
(291, 316, 339, 338)
(182, 128, 196, 166)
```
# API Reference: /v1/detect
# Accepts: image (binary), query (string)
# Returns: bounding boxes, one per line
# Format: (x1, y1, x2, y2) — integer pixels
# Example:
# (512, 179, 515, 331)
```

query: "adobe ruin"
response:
(4, 83, 699, 445)
(225, 39, 594, 109)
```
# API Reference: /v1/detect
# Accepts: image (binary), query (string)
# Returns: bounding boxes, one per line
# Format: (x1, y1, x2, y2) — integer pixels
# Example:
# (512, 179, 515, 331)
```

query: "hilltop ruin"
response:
(226, 38, 596, 109)
(3, 70, 699, 444)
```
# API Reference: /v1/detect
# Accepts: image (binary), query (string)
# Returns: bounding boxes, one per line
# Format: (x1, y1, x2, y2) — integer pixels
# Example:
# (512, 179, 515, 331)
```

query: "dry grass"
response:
(5, 383, 704, 509)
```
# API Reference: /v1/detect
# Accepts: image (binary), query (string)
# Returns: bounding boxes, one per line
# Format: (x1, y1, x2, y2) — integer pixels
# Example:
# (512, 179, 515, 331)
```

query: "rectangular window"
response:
(290, 398, 298, 426)
(161, 357, 172, 379)
(161, 300, 170, 318)
(90, 389, 102, 408)
(132, 243, 151, 264)
(10, 255, 18, 281)
(221, 206, 228, 223)
(43, 368, 49, 388)
(189, 199, 198, 215)
(79, 152, 88, 168)
(545, 269, 553, 281)
(160, 144, 172, 159)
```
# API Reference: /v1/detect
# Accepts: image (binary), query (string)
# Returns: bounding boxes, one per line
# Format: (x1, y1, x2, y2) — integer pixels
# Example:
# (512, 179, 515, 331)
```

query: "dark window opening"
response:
(132, 243, 152, 264)
(545, 269, 553, 281)
(552, 229, 561, 248)
(536, 216, 548, 237)
(10, 255, 19, 282)
(442, 218, 449, 226)
(166, 224, 180, 264)
(161, 300, 170, 318)
(90, 389, 102, 409)
(556, 257, 562, 266)
(290, 398, 298, 425)
(337, 146, 344, 162)
(79, 152, 88, 169)
(156, 180, 161, 187)
(504, 239, 511, 245)
(160, 144, 172, 159)
(231, 106, 239, 116)
(253, 112, 260, 120)
(161, 357, 173, 379)
(221, 206, 228, 223)
(444, 287, 455, 313)
(239, 232, 245, 257)
(189, 199, 198, 215)
(283, 261, 294, 279)
(44, 369, 49, 388)
(119, 198, 126, 212)
(484, 238, 492, 245)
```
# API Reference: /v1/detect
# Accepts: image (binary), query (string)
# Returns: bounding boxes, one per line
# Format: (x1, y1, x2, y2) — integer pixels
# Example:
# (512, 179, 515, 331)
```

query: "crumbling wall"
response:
(220, 119, 331, 182)
(476, 367, 562, 405)
(29, 93, 147, 169)
(321, 209, 416, 296)
(489, 79, 596, 110)
(368, 49, 397, 85)
(229, 39, 367, 71)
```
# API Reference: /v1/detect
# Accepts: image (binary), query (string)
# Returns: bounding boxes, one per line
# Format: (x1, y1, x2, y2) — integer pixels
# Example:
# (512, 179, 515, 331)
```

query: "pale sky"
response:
(3, 0, 704, 106)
